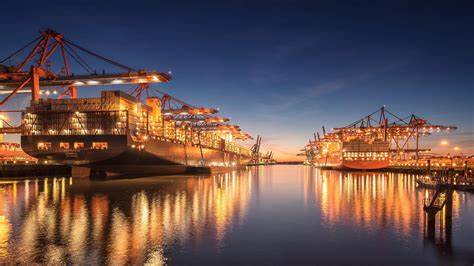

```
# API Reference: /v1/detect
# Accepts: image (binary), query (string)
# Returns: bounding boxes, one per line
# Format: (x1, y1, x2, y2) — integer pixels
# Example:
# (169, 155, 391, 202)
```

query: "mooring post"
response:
(448, 168, 454, 184)
(464, 160, 468, 179)
(445, 189, 453, 220)
(444, 189, 453, 245)
(426, 211, 436, 239)
(427, 159, 431, 177)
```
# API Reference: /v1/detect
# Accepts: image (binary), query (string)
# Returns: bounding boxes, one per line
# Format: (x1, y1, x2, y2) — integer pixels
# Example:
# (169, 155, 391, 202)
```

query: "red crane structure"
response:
(0, 29, 252, 141)
(145, 88, 252, 141)
(0, 29, 171, 133)
(0, 29, 170, 103)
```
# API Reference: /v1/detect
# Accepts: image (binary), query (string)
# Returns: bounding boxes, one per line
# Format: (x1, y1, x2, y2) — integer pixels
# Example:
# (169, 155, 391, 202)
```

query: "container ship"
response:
(20, 90, 253, 177)
(302, 107, 456, 170)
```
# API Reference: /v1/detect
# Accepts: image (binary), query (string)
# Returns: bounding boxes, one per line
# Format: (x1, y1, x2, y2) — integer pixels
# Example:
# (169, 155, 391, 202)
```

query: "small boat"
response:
(416, 176, 474, 191)
(415, 176, 443, 189)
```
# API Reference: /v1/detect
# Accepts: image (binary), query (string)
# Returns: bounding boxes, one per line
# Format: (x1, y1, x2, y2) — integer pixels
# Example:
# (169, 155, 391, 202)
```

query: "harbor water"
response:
(0, 165, 473, 265)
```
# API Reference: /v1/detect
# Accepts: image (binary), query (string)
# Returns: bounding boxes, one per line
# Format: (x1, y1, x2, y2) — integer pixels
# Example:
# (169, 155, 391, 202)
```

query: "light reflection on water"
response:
(0, 166, 473, 265)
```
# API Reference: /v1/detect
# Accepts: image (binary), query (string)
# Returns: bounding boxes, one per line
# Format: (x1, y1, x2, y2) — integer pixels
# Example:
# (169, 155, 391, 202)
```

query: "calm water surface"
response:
(0, 165, 473, 265)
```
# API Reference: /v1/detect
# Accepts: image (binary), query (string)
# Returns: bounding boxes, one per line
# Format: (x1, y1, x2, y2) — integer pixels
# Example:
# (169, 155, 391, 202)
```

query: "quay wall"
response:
(0, 164, 71, 178)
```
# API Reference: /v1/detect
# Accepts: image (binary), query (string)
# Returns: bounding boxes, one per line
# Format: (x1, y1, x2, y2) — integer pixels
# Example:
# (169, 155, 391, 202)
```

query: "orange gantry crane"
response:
(144, 88, 252, 141)
(0, 29, 170, 103)
(0, 29, 252, 142)
(250, 135, 262, 163)
(0, 29, 171, 133)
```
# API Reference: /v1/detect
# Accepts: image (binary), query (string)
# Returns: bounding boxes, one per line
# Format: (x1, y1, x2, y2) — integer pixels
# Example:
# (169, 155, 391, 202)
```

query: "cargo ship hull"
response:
(311, 140, 390, 170)
(342, 159, 389, 170)
(313, 157, 389, 170)
(21, 135, 251, 176)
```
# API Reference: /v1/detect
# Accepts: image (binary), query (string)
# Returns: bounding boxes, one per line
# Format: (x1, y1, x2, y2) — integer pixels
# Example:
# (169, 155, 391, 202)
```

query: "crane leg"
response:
(70, 86, 77, 98)
(31, 67, 40, 101)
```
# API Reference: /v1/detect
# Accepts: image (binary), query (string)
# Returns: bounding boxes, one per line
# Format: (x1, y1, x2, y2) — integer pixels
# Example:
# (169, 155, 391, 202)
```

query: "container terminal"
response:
(248, 135, 276, 165)
(300, 106, 461, 169)
(0, 29, 469, 179)
(0, 29, 257, 178)
(300, 106, 473, 190)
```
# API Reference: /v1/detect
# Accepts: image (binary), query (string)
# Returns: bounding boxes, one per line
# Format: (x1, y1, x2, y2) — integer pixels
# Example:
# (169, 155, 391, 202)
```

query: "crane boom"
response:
(0, 71, 171, 91)
(0, 29, 171, 107)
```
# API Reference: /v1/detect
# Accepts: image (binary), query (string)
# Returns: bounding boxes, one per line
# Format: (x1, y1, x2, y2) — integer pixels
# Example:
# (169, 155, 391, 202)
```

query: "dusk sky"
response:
(1, 0, 473, 160)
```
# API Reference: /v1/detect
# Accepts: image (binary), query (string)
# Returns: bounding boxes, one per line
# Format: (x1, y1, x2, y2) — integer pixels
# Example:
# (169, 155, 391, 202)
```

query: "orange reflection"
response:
(103, 171, 252, 263)
(0, 168, 468, 263)
(69, 195, 88, 264)
(306, 169, 461, 237)
(108, 209, 130, 265)
(0, 216, 11, 260)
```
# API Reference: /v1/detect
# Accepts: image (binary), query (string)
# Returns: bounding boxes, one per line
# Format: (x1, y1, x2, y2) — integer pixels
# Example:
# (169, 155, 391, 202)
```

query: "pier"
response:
(422, 185, 454, 255)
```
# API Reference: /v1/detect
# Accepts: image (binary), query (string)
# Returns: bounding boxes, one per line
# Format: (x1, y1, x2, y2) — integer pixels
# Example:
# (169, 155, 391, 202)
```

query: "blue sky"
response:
(1, 0, 473, 160)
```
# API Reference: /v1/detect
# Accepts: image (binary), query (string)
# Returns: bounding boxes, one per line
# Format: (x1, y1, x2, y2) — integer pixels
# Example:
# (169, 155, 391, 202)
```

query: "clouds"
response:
(243, 54, 417, 160)
(253, 54, 411, 120)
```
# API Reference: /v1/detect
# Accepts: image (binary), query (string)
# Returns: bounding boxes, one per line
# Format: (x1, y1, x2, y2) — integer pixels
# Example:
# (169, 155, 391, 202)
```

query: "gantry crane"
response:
(0, 29, 171, 134)
(0, 29, 170, 104)
(248, 135, 276, 164)
(143, 88, 252, 141)
(250, 135, 262, 163)
(261, 151, 274, 164)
